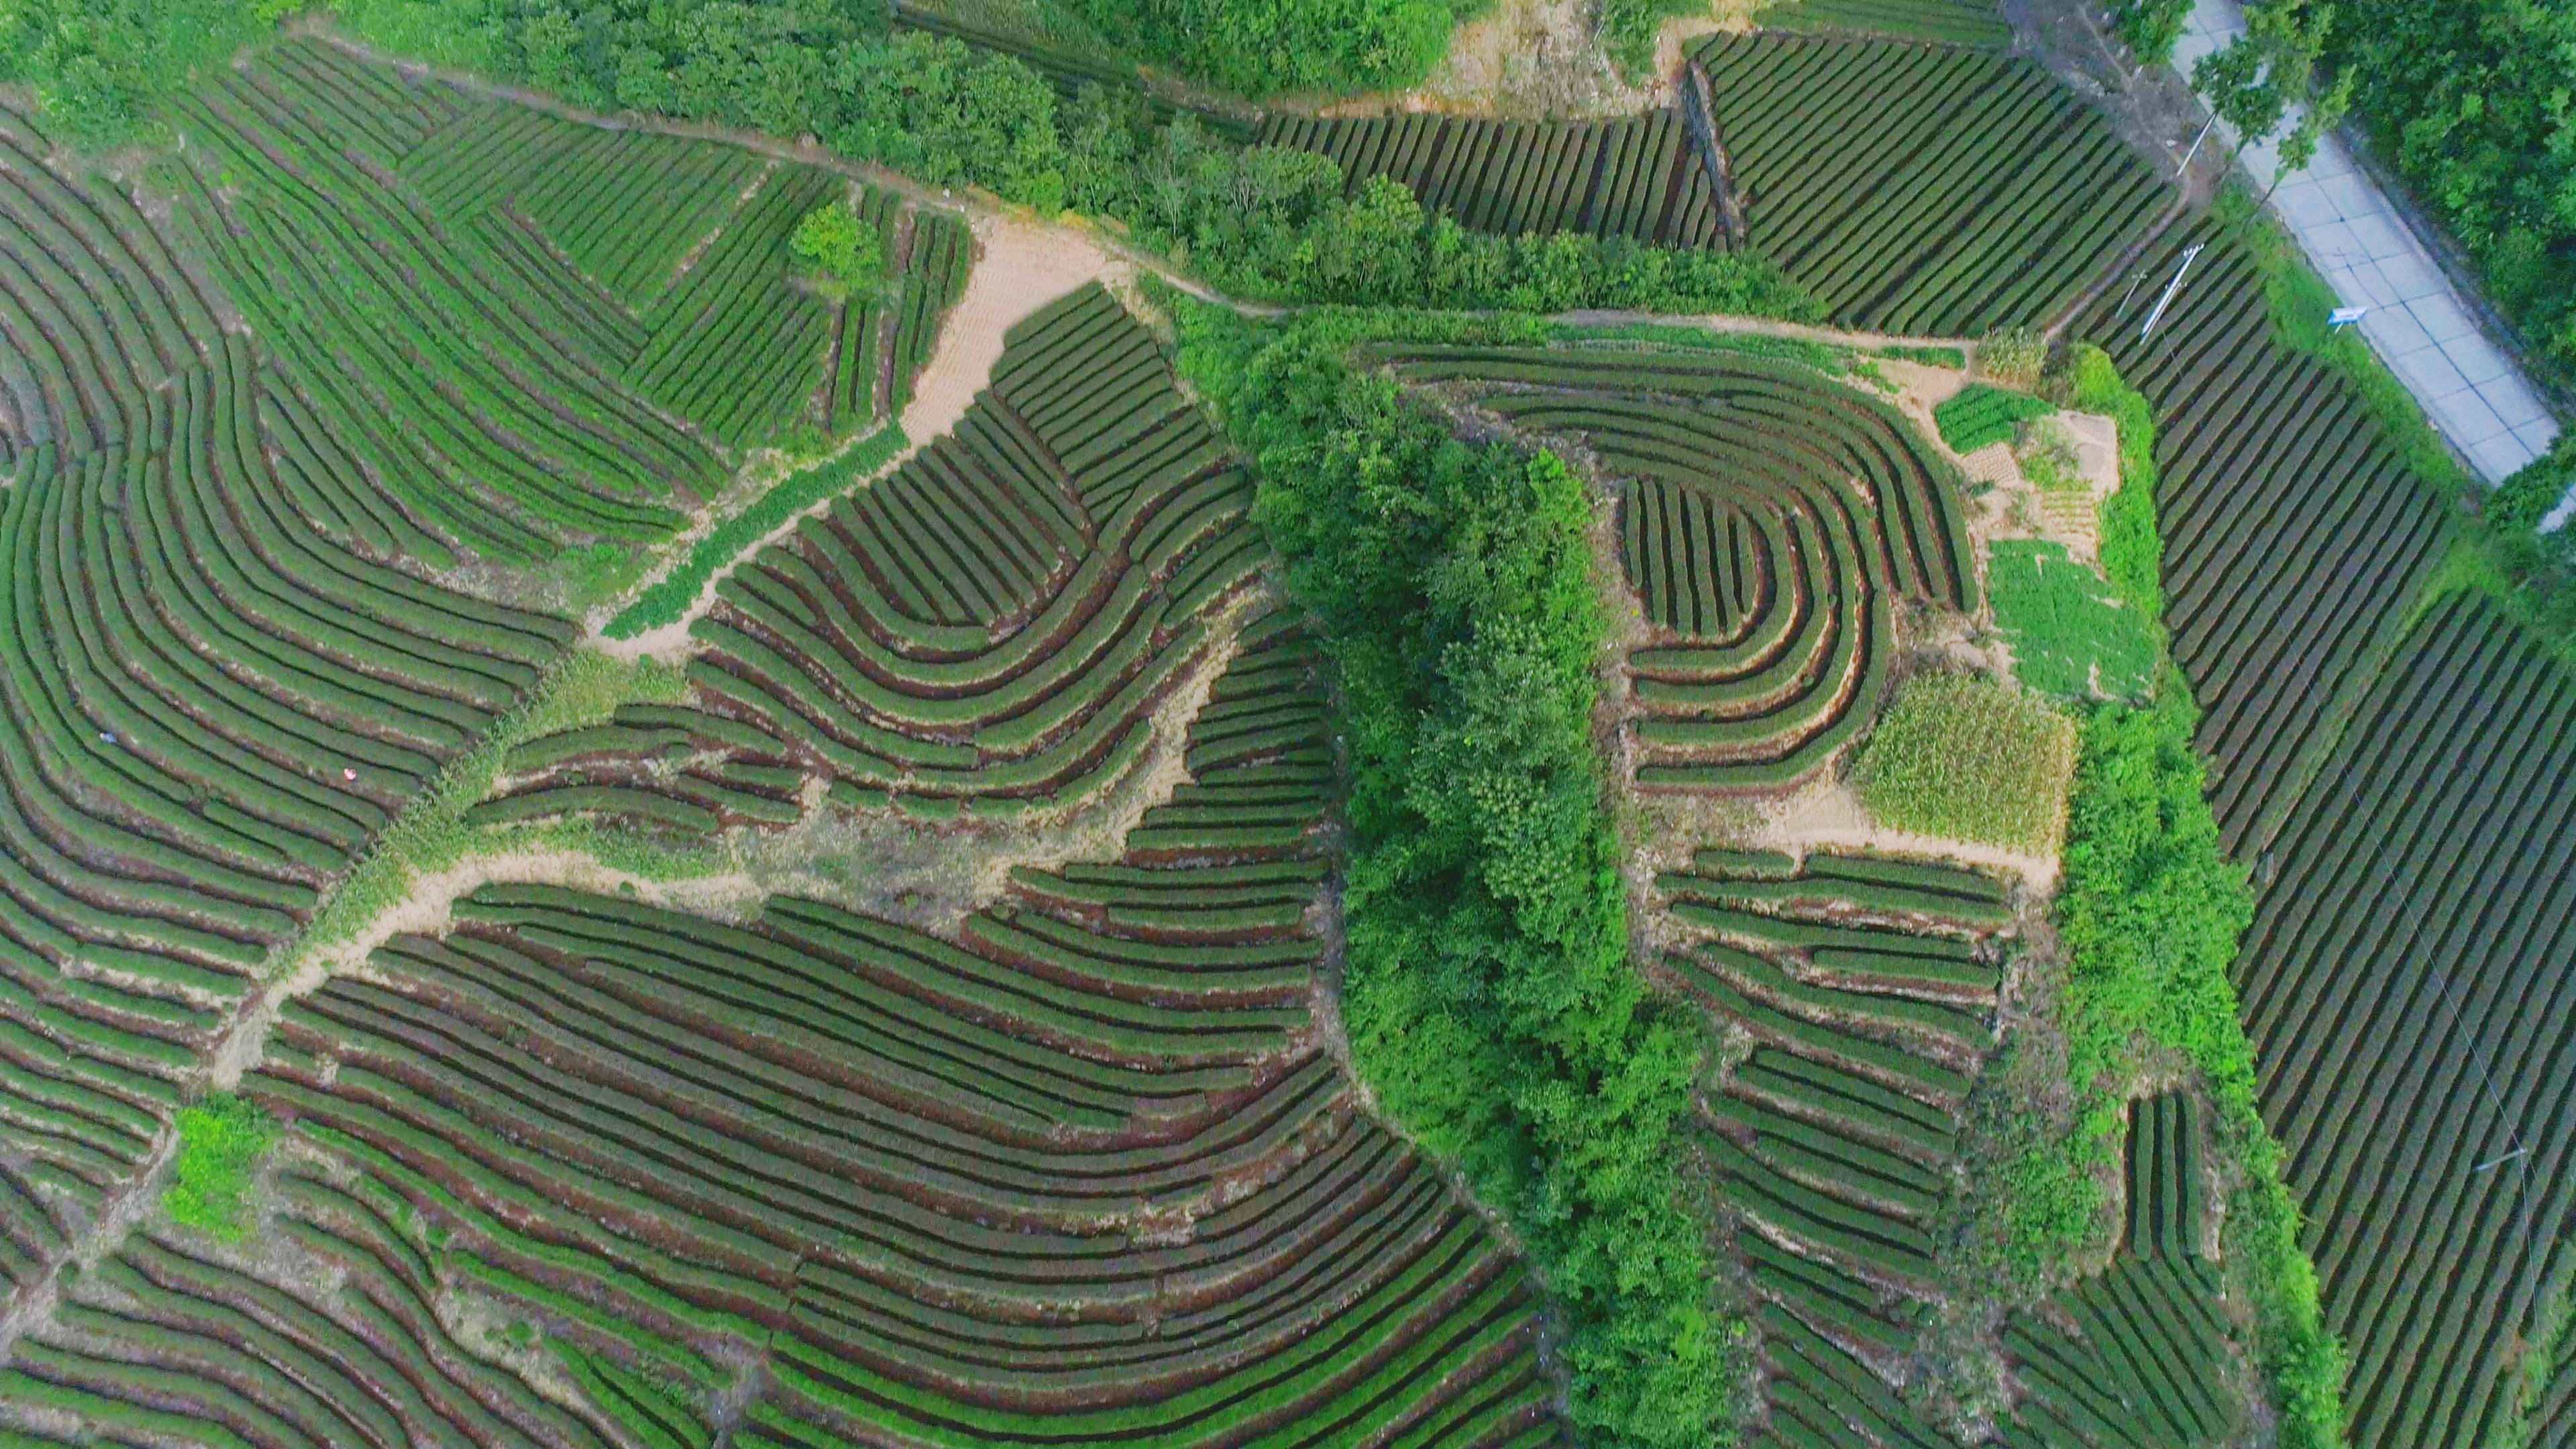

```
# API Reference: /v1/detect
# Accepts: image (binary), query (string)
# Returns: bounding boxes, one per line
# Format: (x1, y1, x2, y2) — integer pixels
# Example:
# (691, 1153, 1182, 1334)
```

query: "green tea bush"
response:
(1854, 672, 2076, 853)
(1935, 382, 2053, 453)
(165, 1094, 276, 1240)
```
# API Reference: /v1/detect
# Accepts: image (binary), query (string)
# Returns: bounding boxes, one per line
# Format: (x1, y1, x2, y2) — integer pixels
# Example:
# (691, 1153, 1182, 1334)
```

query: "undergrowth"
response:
(164, 1093, 276, 1240)
(607, 425, 908, 638)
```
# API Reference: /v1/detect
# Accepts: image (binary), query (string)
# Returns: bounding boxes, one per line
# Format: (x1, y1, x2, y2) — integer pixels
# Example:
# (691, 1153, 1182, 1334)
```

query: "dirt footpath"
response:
(902, 215, 1125, 443)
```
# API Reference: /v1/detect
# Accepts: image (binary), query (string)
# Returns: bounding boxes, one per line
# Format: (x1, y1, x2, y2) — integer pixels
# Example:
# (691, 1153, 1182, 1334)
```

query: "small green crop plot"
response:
(1854, 672, 2077, 852)
(1935, 382, 2055, 453)
(1990, 539, 2159, 700)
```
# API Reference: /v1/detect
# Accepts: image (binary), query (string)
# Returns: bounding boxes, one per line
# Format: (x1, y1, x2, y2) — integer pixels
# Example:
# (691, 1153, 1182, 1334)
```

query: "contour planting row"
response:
(0, 1203, 627, 1449)
(471, 704, 809, 835)
(2082, 225, 2455, 853)
(1764, 0, 2014, 48)
(826, 188, 905, 435)
(399, 83, 959, 448)
(1694, 32, 2172, 333)
(1255, 105, 1729, 248)
(162, 43, 721, 561)
(692, 284, 1267, 814)
(0, 106, 223, 462)
(1384, 343, 1978, 791)
(195, 626, 1560, 1447)
(0, 340, 566, 1299)
(884, 207, 975, 419)
(2233, 594, 2576, 1449)
(1662, 848, 2009, 1446)
(626, 162, 845, 450)
(2000, 1092, 2245, 1448)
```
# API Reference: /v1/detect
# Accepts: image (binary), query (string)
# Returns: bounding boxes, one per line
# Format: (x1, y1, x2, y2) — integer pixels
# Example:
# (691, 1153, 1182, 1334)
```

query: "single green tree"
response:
(789, 200, 885, 301)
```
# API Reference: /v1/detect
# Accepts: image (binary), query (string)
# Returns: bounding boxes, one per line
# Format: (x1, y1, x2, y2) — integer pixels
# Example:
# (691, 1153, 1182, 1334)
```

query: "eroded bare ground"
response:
(900, 213, 1126, 442)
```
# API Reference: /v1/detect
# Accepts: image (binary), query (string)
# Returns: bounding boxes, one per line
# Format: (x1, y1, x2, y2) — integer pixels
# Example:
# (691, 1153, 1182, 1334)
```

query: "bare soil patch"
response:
(902, 213, 1123, 443)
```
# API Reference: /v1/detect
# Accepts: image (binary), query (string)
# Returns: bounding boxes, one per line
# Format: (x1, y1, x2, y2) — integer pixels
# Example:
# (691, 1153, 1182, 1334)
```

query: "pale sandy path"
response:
(592, 211, 1123, 663)
(900, 215, 1123, 444)
(1758, 782, 2061, 896)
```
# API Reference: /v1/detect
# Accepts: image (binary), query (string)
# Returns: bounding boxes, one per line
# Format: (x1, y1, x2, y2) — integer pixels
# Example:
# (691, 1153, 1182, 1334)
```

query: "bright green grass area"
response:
(1990, 541, 2157, 702)
(1854, 672, 2077, 853)
(606, 423, 908, 639)
(165, 1094, 276, 1240)
(1878, 343, 1968, 370)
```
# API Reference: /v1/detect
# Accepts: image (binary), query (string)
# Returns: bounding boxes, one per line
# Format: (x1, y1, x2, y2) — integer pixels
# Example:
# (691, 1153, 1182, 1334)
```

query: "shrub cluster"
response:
(0, 0, 286, 148)
(1062, 0, 1474, 99)
(164, 1094, 277, 1240)
(1175, 302, 1725, 1449)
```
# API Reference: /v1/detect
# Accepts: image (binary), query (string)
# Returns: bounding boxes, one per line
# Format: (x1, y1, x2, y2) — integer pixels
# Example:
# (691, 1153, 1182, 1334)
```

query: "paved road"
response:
(2175, 0, 2563, 514)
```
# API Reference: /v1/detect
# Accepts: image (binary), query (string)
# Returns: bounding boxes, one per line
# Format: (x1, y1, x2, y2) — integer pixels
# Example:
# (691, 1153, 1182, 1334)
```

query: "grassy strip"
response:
(164, 1093, 276, 1240)
(1988, 347, 2347, 1449)
(1545, 319, 1857, 375)
(276, 652, 691, 973)
(2211, 183, 2473, 497)
(1177, 301, 1727, 1449)
(604, 425, 907, 639)
(1879, 343, 1968, 370)
(1853, 672, 2076, 852)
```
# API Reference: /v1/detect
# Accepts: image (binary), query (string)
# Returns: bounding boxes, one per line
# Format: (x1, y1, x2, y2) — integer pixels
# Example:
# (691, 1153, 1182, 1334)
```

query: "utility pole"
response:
(2178, 113, 2219, 180)
(2139, 244, 2206, 344)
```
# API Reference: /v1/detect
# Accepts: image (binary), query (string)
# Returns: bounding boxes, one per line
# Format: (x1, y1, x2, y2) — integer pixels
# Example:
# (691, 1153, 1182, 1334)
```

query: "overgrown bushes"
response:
(165, 1094, 276, 1239)
(1063, 0, 1474, 98)
(2294, 0, 2576, 383)
(1175, 303, 1725, 1449)
(0, 0, 286, 148)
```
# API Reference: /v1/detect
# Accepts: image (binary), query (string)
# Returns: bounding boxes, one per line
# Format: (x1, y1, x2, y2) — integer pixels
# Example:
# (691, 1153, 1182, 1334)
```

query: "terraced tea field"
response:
(1256, 108, 1730, 247)
(1378, 341, 1978, 790)
(0, 28, 1576, 1442)
(2081, 225, 2456, 853)
(2236, 594, 2576, 1449)
(3, 10, 2572, 1449)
